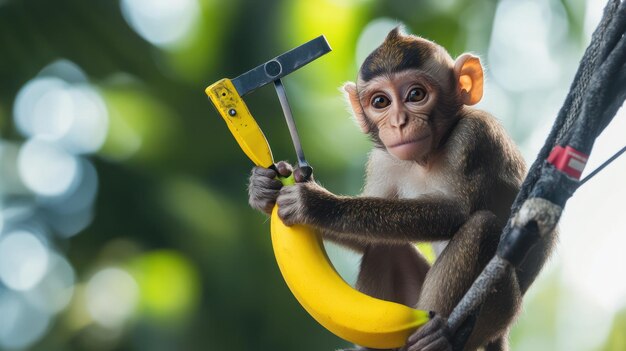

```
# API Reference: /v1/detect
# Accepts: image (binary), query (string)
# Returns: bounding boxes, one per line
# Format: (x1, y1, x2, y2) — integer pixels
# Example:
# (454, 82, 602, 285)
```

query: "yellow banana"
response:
(270, 207, 429, 349)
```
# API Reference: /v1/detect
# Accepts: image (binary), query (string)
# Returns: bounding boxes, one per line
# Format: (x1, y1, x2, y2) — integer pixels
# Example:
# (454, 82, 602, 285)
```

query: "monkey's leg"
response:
(356, 243, 431, 310)
(415, 211, 521, 351)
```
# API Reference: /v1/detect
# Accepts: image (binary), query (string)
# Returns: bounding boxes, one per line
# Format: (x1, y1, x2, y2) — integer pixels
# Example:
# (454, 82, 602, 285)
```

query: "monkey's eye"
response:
(371, 95, 390, 109)
(407, 88, 427, 102)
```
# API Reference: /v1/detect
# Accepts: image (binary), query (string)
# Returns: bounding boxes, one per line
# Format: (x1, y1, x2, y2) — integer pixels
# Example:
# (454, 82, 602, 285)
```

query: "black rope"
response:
(596, 62, 626, 134)
(448, 0, 626, 344)
(557, 0, 624, 142)
(509, 0, 623, 217)
(567, 26, 626, 154)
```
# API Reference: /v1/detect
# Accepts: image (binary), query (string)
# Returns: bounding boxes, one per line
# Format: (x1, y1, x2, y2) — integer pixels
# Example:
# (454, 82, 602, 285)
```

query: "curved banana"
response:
(270, 207, 429, 349)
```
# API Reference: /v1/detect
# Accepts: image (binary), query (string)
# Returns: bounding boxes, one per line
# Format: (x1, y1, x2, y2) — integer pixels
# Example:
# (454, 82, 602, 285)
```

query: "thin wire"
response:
(273, 79, 309, 168)
(579, 144, 626, 185)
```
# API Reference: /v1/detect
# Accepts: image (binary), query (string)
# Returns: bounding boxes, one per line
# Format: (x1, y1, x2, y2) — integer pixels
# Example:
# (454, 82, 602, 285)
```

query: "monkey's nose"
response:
(390, 113, 408, 128)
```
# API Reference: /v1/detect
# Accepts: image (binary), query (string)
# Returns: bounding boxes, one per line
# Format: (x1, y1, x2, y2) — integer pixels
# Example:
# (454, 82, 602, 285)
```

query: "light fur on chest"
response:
(365, 149, 454, 200)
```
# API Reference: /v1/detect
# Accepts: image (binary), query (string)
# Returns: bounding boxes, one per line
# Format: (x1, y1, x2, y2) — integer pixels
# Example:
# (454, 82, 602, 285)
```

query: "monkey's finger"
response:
(277, 188, 299, 206)
(250, 174, 283, 190)
(249, 199, 276, 215)
(407, 314, 444, 344)
(420, 337, 452, 351)
(249, 197, 277, 214)
(293, 166, 314, 183)
(276, 191, 302, 225)
(252, 186, 280, 202)
(275, 161, 294, 177)
(409, 330, 446, 350)
(252, 166, 277, 179)
(249, 188, 279, 214)
(277, 206, 296, 225)
(261, 200, 277, 214)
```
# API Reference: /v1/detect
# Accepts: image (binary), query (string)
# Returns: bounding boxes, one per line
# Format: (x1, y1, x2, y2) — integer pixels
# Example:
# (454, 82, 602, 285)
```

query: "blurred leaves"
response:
(509, 268, 561, 350)
(129, 250, 200, 323)
(0, 0, 611, 350)
(100, 82, 181, 164)
(599, 308, 626, 351)
(157, 175, 239, 244)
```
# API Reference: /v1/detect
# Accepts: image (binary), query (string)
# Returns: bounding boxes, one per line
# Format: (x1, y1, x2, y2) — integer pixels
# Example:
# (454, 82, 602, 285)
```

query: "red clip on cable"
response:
(547, 145, 589, 179)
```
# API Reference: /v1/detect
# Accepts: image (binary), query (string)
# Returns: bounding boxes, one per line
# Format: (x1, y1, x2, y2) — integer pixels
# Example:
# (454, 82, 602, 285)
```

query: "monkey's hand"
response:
(402, 315, 452, 351)
(276, 180, 335, 226)
(248, 161, 293, 215)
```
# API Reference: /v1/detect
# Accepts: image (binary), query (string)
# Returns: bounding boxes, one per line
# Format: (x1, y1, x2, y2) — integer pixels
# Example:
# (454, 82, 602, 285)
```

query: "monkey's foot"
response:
(402, 315, 452, 351)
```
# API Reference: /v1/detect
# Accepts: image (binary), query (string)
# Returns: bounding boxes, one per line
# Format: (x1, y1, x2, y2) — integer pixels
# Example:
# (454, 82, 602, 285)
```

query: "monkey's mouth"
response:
(389, 134, 431, 149)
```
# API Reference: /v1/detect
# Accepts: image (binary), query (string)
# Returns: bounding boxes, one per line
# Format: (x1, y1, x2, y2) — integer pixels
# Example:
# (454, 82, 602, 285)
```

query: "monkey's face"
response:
(359, 70, 439, 162)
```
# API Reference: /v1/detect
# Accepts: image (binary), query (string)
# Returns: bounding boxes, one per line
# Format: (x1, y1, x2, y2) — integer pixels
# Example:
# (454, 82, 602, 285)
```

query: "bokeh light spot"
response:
(62, 85, 109, 154)
(130, 250, 200, 322)
(13, 77, 69, 140)
(43, 159, 98, 238)
(38, 59, 88, 84)
(0, 230, 49, 291)
(13, 71, 108, 155)
(120, 0, 200, 47)
(32, 84, 74, 140)
(488, 0, 561, 91)
(17, 138, 79, 197)
(0, 290, 51, 350)
(25, 251, 76, 314)
(86, 267, 139, 328)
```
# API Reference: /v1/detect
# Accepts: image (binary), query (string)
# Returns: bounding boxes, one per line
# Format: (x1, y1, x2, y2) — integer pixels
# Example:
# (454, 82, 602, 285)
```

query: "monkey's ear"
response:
(343, 82, 370, 134)
(454, 54, 484, 106)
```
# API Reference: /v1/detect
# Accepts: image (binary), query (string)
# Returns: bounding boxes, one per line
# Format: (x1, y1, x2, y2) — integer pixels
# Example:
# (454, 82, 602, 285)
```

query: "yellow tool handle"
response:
(206, 78, 274, 168)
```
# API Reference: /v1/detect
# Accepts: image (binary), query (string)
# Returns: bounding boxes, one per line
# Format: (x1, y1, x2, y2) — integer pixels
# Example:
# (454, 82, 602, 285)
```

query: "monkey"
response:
(248, 28, 554, 351)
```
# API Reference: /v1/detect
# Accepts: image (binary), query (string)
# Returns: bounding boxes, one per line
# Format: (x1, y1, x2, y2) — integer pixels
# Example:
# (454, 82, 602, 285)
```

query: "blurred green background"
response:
(1, 0, 625, 350)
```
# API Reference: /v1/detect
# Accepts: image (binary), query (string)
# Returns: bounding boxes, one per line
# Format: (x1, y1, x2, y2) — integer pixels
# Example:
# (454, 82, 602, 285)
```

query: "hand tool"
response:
(206, 35, 331, 181)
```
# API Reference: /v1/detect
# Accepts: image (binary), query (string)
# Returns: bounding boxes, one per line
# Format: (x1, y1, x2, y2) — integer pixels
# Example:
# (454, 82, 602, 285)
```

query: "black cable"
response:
(579, 145, 626, 185)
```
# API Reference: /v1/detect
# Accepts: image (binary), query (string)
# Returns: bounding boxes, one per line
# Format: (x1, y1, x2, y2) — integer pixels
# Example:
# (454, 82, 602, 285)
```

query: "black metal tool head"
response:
(231, 36, 332, 97)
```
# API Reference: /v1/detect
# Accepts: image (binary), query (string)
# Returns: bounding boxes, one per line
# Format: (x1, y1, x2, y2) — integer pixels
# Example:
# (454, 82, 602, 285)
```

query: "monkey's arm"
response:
(248, 162, 372, 251)
(277, 182, 469, 243)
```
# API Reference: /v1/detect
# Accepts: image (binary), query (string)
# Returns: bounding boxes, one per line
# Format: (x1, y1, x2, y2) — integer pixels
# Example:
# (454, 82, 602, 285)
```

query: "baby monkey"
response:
(249, 28, 552, 351)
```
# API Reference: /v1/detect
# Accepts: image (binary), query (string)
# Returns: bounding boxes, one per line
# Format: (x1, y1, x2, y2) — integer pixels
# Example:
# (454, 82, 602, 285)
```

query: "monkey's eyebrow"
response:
(357, 85, 380, 100)
(357, 80, 396, 103)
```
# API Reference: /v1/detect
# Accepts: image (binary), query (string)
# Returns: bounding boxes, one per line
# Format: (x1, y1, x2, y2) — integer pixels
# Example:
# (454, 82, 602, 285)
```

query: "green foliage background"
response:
(1, 0, 625, 350)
